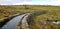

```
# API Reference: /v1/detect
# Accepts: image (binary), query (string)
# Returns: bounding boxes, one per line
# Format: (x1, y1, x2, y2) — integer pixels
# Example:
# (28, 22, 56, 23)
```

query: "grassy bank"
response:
(0, 5, 60, 29)
(30, 10, 60, 29)
(0, 5, 39, 22)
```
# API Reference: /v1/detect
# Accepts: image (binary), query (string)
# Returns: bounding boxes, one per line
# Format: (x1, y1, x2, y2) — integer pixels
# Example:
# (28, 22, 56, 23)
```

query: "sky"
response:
(0, 0, 60, 5)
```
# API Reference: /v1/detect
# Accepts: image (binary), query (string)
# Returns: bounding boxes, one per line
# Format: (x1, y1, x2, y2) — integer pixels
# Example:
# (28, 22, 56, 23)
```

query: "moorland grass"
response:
(0, 5, 60, 29)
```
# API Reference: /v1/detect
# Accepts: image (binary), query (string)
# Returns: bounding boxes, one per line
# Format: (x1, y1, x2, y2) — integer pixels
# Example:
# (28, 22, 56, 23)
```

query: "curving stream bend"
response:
(1, 14, 26, 29)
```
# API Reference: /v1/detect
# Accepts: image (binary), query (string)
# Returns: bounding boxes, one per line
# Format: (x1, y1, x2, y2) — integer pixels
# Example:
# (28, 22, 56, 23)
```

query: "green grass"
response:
(0, 5, 60, 29)
(30, 10, 60, 29)
(0, 5, 39, 21)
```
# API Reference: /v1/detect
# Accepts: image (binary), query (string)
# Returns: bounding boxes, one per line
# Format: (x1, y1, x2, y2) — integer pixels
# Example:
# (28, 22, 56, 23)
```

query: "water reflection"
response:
(53, 21, 60, 24)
